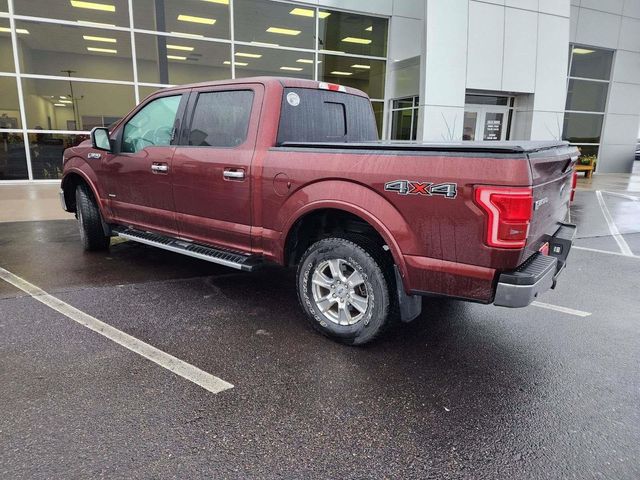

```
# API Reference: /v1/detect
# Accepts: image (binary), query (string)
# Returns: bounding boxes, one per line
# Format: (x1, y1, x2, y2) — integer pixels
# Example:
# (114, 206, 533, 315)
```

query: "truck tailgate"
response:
(526, 145, 579, 257)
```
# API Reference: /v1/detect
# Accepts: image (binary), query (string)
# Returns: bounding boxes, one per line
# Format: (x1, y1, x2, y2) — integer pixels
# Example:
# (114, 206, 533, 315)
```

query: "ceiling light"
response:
(319, 49, 344, 55)
(250, 41, 279, 47)
(289, 8, 330, 18)
(83, 35, 117, 43)
(236, 52, 262, 58)
(167, 44, 194, 51)
(170, 31, 204, 38)
(296, 59, 313, 64)
(351, 64, 370, 69)
(177, 14, 216, 25)
(167, 55, 187, 60)
(330, 71, 352, 76)
(572, 47, 594, 55)
(266, 27, 301, 36)
(365, 26, 372, 32)
(54, 103, 67, 107)
(59, 100, 73, 103)
(342, 37, 371, 45)
(60, 96, 67, 99)
(77, 20, 116, 27)
(70, 1, 116, 12)
(224, 61, 248, 66)
(87, 46, 117, 53)
(201, 0, 229, 4)
(0, 27, 29, 34)
(280, 66, 303, 71)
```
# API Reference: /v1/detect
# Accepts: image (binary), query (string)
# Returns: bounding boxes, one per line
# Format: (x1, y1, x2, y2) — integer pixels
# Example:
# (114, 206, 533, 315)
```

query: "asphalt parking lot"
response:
(1, 185, 639, 479)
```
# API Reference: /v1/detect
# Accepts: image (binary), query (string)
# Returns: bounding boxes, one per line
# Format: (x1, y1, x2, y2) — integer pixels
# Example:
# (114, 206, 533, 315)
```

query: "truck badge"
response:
(384, 180, 457, 199)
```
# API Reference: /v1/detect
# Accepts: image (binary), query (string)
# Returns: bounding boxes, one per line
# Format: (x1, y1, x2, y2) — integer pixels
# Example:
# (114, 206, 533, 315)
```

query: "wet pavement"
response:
(1, 184, 639, 479)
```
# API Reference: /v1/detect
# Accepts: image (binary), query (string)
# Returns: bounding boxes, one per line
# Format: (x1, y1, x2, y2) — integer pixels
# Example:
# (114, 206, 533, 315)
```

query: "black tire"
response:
(75, 183, 110, 251)
(296, 236, 399, 345)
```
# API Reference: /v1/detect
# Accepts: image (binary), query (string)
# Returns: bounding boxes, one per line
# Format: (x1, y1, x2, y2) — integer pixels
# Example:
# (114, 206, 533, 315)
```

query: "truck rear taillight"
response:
(570, 169, 578, 202)
(474, 186, 534, 249)
(318, 81, 346, 92)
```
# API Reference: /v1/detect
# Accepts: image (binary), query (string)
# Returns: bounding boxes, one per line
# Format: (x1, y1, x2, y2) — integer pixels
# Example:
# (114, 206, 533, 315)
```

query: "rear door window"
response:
(277, 88, 378, 145)
(187, 90, 254, 147)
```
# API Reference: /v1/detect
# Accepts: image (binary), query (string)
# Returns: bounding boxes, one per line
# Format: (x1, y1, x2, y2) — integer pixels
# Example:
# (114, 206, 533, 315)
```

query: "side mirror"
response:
(91, 127, 112, 152)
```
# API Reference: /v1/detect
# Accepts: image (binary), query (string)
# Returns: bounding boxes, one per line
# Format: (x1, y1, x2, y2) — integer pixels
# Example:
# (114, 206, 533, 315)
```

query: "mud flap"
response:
(395, 266, 422, 323)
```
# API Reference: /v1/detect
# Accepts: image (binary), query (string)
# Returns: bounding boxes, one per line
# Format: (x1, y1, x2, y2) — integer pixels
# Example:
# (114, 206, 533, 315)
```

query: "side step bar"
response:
(113, 227, 264, 272)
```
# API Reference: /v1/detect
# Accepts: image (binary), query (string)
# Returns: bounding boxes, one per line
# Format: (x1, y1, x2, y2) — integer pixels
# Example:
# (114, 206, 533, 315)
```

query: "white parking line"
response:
(595, 190, 634, 256)
(573, 245, 640, 259)
(0, 267, 234, 395)
(603, 191, 640, 202)
(531, 301, 592, 317)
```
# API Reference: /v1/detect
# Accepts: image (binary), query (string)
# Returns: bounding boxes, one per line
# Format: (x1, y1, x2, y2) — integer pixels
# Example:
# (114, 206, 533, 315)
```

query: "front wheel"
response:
(296, 237, 398, 345)
(75, 184, 110, 251)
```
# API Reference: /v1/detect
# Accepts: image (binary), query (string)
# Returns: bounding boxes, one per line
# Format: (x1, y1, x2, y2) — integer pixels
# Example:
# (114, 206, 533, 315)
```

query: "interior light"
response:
(280, 66, 303, 71)
(296, 59, 314, 64)
(54, 103, 67, 107)
(70, 1, 116, 12)
(201, 0, 229, 4)
(83, 35, 117, 43)
(177, 14, 216, 25)
(330, 71, 352, 76)
(342, 37, 372, 45)
(250, 41, 279, 47)
(60, 96, 67, 99)
(0, 27, 29, 34)
(235, 52, 262, 58)
(365, 26, 373, 32)
(59, 100, 73, 104)
(224, 61, 248, 66)
(167, 55, 187, 60)
(87, 46, 117, 53)
(170, 31, 205, 38)
(351, 64, 370, 69)
(572, 47, 595, 54)
(167, 44, 194, 51)
(319, 49, 344, 55)
(266, 27, 301, 36)
(289, 8, 330, 18)
(77, 20, 116, 27)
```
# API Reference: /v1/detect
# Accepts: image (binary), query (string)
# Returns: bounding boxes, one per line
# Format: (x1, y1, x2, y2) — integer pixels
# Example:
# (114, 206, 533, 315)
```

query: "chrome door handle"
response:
(223, 169, 245, 180)
(151, 163, 168, 173)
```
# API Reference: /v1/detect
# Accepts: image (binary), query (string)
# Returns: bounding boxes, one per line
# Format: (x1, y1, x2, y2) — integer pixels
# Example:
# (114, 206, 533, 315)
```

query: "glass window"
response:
(139, 85, 165, 101)
(463, 111, 477, 141)
(0, 77, 21, 128)
(0, 132, 28, 180)
(569, 47, 614, 80)
(30, 132, 89, 179)
(464, 94, 509, 106)
(234, 46, 312, 80)
(22, 78, 135, 130)
(562, 113, 604, 144)
(0, 18, 15, 72)
(133, 0, 230, 39)
(187, 90, 253, 147)
(15, 0, 130, 27)
(318, 54, 385, 99)
(235, 0, 315, 49)
(0, 0, 7, 13)
(136, 33, 230, 84)
(390, 108, 413, 140)
(318, 10, 388, 58)
(122, 95, 181, 153)
(15, 21, 133, 81)
(565, 79, 608, 112)
(371, 101, 383, 139)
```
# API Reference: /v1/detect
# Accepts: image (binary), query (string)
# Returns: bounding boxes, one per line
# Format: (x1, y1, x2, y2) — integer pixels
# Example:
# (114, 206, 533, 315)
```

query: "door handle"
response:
(151, 163, 169, 173)
(223, 168, 245, 180)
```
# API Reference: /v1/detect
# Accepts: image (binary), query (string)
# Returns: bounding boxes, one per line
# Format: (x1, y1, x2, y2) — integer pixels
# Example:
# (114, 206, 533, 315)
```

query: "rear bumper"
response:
(494, 223, 576, 308)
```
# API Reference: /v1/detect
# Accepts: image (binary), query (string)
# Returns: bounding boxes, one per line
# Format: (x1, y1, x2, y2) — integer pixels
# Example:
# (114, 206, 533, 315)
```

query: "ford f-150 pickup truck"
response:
(60, 77, 578, 345)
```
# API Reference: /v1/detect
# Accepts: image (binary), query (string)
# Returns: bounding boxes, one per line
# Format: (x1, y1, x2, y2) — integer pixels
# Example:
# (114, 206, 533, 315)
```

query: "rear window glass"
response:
(188, 90, 254, 147)
(277, 88, 378, 145)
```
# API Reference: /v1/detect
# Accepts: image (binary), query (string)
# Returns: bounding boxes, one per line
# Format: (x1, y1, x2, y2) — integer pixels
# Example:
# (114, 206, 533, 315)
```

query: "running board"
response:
(113, 227, 264, 272)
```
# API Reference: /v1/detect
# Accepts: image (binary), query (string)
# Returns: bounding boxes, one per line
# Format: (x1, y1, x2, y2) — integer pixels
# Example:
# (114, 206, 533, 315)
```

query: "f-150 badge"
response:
(384, 180, 457, 199)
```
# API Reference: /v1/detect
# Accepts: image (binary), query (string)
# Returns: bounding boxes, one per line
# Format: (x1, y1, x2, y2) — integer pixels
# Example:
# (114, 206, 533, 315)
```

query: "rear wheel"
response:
(296, 236, 397, 345)
(75, 184, 110, 251)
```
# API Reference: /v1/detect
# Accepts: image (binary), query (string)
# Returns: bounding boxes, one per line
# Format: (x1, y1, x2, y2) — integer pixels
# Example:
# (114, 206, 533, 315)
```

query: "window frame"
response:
(178, 85, 259, 149)
(114, 90, 188, 155)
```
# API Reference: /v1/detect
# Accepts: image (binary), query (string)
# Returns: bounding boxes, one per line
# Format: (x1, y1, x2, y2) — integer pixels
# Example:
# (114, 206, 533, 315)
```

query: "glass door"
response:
(463, 106, 509, 141)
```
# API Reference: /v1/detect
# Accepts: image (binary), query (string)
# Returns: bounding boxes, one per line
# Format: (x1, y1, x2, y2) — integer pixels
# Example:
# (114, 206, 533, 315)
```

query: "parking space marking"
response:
(602, 191, 639, 202)
(531, 301, 592, 317)
(573, 245, 640, 259)
(595, 191, 633, 256)
(0, 267, 234, 395)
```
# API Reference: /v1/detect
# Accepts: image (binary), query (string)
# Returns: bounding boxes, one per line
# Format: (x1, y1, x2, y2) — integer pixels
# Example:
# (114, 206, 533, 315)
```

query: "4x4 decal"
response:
(384, 180, 457, 199)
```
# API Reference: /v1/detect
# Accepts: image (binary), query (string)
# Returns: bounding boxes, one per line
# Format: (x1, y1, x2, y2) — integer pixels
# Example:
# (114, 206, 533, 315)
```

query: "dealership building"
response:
(0, 0, 639, 182)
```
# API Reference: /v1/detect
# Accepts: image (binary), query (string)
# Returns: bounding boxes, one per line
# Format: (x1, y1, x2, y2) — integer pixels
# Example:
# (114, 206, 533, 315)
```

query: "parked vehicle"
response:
(60, 77, 578, 345)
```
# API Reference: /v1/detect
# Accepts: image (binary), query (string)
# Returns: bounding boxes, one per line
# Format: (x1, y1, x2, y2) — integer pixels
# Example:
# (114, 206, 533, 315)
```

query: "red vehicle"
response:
(60, 77, 577, 345)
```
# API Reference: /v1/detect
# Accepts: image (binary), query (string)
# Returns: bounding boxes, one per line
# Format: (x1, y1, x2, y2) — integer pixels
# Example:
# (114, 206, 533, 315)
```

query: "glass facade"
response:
(0, 0, 388, 181)
(389, 96, 418, 141)
(563, 45, 614, 161)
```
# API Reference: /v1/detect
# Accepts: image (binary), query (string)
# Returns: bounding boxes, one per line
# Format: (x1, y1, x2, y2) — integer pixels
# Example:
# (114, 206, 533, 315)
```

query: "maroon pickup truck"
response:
(60, 77, 578, 345)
